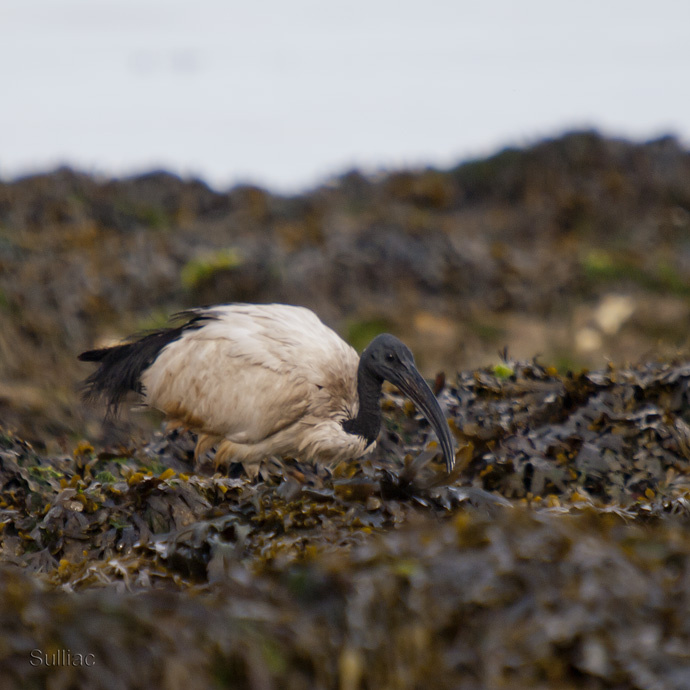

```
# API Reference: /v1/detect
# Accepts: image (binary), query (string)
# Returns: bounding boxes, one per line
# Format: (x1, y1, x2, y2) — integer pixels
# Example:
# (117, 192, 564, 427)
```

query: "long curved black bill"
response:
(392, 365, 456, 472)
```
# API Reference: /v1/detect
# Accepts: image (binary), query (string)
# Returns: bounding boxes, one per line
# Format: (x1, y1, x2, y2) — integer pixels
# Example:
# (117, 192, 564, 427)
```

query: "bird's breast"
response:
(295, 417, 374, 463)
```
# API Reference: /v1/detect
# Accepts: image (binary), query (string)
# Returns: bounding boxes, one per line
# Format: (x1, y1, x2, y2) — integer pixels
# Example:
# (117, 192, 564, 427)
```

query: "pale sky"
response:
(1, 0, 688, 192)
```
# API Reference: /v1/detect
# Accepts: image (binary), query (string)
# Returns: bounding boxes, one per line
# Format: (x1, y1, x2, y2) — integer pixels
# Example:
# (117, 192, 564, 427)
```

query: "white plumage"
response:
(80, 303, 455, 471)
(141, 304, 367, 463)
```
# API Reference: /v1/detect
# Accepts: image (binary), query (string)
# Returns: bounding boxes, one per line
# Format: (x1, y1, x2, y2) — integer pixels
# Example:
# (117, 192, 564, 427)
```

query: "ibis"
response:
(79, 304, 455, 471)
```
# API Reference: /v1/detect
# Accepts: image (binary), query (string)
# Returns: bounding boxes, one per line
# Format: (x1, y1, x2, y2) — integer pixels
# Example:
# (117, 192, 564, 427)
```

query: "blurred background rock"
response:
(1, 131, 690, 444)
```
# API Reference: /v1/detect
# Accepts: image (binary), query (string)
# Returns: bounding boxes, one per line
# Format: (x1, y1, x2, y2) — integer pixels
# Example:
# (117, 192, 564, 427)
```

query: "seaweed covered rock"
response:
(1, 505, 690, 689)
(445, 357, 690, 512)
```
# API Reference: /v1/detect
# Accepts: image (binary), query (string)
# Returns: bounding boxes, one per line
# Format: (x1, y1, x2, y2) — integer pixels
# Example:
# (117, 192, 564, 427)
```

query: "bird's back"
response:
(139, 304, 360, 442)
(181, 304, 356, 376)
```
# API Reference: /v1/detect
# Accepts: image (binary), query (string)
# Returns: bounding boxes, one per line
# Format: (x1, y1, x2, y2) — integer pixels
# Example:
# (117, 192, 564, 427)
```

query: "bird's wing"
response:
(140, 304, 359, 442)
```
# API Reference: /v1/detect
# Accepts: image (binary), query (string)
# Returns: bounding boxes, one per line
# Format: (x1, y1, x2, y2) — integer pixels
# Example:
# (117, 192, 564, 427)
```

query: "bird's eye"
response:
(385, 352, 395, 362)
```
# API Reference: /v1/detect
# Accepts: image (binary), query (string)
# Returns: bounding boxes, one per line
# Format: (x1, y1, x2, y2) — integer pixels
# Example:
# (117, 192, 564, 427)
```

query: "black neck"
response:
(342, 366, 383, 444)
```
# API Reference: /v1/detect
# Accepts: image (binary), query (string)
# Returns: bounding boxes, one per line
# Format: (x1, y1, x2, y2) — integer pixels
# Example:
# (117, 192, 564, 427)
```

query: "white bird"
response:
(79, 303, 455, 471)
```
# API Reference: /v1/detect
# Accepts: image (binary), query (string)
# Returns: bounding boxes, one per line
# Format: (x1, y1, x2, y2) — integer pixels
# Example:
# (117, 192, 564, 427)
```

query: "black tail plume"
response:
(78, 311, 210, 413)
(78, 347, 112, 363)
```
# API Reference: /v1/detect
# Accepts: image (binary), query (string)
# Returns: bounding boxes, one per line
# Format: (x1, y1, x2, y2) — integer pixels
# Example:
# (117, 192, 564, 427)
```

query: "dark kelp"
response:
(2, 356, 690, 687)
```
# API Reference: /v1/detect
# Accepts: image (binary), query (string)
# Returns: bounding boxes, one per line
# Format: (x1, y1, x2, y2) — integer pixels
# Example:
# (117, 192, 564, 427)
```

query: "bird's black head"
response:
(360, 333, 417, 383)
(358, 333, 456, 472)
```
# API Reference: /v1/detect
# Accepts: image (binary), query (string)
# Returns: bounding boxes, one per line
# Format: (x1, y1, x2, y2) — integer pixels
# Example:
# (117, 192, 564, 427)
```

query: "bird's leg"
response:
(194, 433, 218, 463)
(214, 439, 237, 468)
(241, 461, 262, 480)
